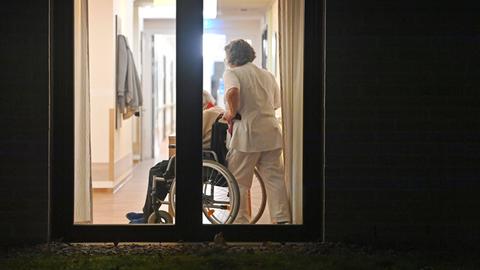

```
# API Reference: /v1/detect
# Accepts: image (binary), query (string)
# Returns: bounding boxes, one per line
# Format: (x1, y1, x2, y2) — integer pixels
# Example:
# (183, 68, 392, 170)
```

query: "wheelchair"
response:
(147, 147, 267, 224)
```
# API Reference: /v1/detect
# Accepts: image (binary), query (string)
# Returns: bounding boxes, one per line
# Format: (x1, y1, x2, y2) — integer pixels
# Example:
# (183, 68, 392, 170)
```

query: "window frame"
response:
(49, 0, 324, 242)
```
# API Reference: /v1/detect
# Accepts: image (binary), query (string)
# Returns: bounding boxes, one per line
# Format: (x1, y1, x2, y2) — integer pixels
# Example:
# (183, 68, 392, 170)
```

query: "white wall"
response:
(114, 0, 135, 164)
(205, 19, 262, 68)
(89, 0, 115, 163)
(89, 0, 138, 188)
(265, 0, 280, 79)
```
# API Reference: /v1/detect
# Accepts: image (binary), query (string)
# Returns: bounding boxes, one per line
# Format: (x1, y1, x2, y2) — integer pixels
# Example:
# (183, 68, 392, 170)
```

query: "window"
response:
(52, 0, 323, 242)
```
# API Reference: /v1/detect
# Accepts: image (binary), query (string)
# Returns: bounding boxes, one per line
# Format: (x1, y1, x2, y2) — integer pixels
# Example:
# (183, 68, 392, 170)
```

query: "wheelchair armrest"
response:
(202, 149, 219, 162)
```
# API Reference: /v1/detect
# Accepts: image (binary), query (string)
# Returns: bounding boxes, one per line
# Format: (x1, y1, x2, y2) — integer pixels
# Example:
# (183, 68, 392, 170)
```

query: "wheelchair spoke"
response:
(201, 159, 240, 224)
(213, 173, 224, 186)
(208, 167, 215, 183)
(209, 202, 231, 208)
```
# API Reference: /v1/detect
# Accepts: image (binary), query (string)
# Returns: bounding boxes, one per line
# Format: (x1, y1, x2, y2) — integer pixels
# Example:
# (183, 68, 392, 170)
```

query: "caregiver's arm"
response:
(224, 87, 240, 122)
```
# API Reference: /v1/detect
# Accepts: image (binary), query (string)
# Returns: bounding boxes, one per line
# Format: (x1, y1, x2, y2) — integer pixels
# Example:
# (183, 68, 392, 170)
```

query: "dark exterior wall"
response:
(1, 0, 479, 245)
(325, 1, 480, 245)
(0, 1, 49, 243)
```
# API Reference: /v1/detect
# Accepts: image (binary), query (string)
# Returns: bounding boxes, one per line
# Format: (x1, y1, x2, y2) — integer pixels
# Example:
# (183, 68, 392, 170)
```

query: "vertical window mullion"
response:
(175, 0, 204, 236)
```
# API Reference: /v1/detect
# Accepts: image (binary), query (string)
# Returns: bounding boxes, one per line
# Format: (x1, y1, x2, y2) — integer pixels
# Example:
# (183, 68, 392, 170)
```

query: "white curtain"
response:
(74, 0, 92, 223)
(279, 0, 304, 224)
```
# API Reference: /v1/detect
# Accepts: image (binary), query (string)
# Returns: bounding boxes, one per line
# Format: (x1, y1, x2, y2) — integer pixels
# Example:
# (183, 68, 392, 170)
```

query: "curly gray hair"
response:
(224, 39, 256, 66)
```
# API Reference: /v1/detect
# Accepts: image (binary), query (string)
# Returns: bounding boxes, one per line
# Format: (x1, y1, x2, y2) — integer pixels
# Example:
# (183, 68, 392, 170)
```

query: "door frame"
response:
(50, 0, 325, 242)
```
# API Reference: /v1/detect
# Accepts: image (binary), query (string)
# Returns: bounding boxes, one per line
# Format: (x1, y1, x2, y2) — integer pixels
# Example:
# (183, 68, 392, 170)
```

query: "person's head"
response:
(202, 90, 215, 110)
(224, 39, 256, 67)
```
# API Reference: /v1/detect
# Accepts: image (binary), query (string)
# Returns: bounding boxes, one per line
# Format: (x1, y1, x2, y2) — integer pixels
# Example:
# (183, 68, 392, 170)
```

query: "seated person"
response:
(126, 90, 225, 223)
(202, 90, 226, 149)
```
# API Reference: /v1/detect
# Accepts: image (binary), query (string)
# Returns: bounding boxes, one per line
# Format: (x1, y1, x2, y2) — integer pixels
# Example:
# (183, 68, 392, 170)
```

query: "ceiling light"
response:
(149, 0, 216, 19)
(204, 0, 217, 19)
(153, 0, 174, 6)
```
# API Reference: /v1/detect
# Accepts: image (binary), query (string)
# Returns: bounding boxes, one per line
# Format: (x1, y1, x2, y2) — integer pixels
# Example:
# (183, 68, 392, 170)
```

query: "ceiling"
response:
(136, 0, 274, 19)
(218, 0, 272, 11)
(217, 0, 273, 19)
(136, 0, 273, 10)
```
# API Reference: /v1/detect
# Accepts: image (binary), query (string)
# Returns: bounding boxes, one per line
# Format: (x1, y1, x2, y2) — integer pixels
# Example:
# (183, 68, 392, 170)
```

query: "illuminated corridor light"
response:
(153, 0, 174, 6)
(148, 0, 216, 19)
(204, 0, 217, 19)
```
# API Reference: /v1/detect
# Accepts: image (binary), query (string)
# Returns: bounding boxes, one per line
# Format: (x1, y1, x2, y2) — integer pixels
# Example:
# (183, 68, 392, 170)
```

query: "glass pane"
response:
(74, 0, 177, 225)
(202, 0, 304, 224)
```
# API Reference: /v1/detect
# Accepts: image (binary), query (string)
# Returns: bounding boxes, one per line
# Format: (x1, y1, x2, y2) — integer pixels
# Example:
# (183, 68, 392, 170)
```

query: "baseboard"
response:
(112, 169, 133, 193)
(92, 153, 133, 193)
(92, 169, 132, 192)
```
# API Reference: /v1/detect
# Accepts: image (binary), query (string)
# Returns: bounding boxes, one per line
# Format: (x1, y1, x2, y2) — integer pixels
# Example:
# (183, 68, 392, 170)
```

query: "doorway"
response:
(152, 34, 176, 159)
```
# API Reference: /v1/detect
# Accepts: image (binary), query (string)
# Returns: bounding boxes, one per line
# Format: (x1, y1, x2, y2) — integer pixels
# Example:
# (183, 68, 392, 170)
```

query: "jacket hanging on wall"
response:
(117, 34, 143, 119)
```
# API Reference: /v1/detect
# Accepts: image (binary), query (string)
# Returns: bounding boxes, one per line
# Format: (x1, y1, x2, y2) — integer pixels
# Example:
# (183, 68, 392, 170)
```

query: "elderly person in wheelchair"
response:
(126, 91, 226, 224)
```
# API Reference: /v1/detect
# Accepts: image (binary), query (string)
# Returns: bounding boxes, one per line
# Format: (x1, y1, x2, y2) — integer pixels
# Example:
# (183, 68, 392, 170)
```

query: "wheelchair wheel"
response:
(202, 159, 240, 224)
(250, 168, 267, 224)
(147, 210, 173, 224)
(169, 180, 176, 217)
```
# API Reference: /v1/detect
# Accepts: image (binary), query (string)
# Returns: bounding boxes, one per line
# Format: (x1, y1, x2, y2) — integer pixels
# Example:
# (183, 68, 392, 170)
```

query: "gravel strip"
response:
(1, 242, 354, 258)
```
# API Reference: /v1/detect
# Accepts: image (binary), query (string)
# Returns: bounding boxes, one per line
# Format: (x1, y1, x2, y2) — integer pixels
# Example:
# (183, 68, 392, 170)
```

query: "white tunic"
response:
(223, 62, 282, 152)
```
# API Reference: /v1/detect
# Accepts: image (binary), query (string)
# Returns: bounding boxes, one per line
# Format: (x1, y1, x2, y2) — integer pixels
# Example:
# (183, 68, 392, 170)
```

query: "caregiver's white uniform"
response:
(223, 62, 291, 224)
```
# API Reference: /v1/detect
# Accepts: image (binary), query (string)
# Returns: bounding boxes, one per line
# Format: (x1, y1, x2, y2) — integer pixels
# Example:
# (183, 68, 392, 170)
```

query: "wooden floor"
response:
(92, 138, 169, 225)
(92, 158, 158, 224)
(92, 139, 270, 225)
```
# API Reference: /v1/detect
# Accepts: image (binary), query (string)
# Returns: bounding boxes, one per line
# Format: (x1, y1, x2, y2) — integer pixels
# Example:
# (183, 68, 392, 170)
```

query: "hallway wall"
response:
(204, 19, 262, 68)
(89, 0, 115, 164)
(89, 0, 137, 190)
(113, 0, 136, 188)
(265, 0, 279, 79)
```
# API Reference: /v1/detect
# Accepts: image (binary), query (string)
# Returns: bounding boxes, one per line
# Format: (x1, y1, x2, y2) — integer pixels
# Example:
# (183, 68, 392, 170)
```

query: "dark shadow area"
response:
(326, 1, 480, 246)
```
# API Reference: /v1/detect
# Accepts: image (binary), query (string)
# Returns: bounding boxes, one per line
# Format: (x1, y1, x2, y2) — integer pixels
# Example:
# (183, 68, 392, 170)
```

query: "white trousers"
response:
(227, 148, 291, 224)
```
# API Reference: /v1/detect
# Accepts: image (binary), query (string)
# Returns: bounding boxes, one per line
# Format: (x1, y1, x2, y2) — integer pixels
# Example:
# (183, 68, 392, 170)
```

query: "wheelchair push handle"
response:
(219, 112, 241, 121)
